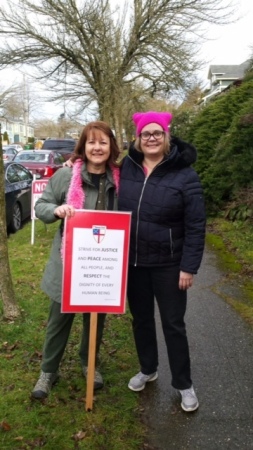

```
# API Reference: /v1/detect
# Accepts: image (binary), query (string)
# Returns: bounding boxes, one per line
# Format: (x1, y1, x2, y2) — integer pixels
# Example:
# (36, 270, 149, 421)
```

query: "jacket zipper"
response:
(134, 177, 148, 266)
(128, 156, 167, 266)
(169, 228, 174, 258)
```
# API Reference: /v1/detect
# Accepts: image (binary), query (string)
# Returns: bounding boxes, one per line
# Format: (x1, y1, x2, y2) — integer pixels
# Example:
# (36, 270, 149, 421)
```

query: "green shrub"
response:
(202, 98, 253, 212)
(188, 77, 253, 174)
(184, 73, 253, 214)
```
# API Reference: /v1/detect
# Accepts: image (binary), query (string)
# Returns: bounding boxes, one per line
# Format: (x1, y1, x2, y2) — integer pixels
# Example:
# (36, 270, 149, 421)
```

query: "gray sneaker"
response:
(128, 371, 158, 391)
(82, 366, 104, 390)
(179, 385, 199, 412)
(31, 371, 59, 399)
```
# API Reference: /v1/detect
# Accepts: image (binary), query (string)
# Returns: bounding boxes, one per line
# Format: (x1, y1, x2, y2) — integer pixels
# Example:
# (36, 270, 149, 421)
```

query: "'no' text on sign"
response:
(31, 179, 48, 219)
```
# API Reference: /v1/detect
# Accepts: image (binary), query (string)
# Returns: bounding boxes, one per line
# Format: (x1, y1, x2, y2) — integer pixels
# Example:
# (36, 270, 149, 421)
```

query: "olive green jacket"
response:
(35, 165, 118, 303)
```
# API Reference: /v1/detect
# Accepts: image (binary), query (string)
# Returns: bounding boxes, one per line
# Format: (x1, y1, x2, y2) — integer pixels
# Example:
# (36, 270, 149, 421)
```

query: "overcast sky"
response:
(199, 0, 253, 87)
(0, 0, 252, 119)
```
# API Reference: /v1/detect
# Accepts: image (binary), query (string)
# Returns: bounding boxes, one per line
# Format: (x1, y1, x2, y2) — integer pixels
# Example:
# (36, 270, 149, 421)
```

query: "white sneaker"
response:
(128, 371, 158, 391)
(179, 385, 199, 412)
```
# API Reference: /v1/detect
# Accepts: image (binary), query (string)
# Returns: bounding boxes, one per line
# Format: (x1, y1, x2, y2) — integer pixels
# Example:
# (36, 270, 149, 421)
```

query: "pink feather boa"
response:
(66, 158, 120, 206)
(61, 159, 120, 259)
(65, 159, 85, 208)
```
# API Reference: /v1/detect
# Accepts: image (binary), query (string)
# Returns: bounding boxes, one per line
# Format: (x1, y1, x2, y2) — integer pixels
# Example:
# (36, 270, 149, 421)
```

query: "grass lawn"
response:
(0, 220, 145, 450)
(206, 217, 253, 325)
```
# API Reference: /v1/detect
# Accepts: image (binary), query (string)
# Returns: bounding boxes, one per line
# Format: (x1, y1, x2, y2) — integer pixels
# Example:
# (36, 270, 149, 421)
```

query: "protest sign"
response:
(62, 210, 131, 314)
(61, 209, 131, 410)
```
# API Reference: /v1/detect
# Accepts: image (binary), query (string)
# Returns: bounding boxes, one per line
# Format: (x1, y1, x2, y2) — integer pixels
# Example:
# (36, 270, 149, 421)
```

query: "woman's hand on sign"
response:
(54, 204, 75, 219)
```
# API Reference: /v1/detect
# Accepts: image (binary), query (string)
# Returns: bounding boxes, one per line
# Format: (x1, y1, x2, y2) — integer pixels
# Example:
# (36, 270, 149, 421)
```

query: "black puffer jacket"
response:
(118, 136, 206, 273)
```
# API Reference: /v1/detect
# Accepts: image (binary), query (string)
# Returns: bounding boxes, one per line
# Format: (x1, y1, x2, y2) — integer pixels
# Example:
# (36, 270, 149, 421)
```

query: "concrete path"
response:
(139, 248, 253, 450)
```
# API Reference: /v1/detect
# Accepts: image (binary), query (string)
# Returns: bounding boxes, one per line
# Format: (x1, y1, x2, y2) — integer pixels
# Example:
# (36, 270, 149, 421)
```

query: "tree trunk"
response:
(0, 137, 20, 320)
(97, 94, 122, 152)
(113, 110, 123, 154)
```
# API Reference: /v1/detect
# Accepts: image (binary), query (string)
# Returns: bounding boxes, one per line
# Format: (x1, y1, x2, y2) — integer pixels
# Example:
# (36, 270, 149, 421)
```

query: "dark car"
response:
(2, 146, 18, 162)
(13, 149, 64, 178)
(5, 162, 33, 233)
(42, 138, 76, 161)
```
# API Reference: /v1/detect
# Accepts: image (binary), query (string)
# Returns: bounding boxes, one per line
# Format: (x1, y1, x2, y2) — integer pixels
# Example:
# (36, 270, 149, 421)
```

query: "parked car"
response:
(13, 149, 64, 178)
(5, 162, 33, 233)
(5, 144, 23, 152)
(42, 138, 76, 160)
(2, 146, 18, 162)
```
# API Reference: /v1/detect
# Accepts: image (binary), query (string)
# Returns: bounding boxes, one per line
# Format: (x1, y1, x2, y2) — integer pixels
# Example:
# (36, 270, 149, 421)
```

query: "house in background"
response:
(0, 117, 34, 144)
(201, 59, 251, 104)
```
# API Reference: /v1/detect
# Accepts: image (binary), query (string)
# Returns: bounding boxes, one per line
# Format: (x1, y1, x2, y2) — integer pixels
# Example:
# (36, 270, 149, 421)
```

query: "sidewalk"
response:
(139, 248, 253, 450)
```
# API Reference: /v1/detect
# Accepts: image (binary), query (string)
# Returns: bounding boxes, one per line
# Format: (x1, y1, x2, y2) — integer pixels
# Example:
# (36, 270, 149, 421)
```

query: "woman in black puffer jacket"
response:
(118, 111, 206, 412)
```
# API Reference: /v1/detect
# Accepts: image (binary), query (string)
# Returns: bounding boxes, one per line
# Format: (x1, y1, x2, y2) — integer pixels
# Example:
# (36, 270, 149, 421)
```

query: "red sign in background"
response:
(31, 179, 48, 219)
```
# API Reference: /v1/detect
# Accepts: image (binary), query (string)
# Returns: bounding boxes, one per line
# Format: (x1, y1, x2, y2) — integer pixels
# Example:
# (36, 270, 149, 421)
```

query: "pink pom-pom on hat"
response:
(132, 111, 173, 136)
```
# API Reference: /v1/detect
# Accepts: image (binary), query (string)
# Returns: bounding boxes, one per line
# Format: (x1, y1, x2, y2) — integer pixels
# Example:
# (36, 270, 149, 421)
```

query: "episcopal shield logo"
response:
(92, 225, 106, 243)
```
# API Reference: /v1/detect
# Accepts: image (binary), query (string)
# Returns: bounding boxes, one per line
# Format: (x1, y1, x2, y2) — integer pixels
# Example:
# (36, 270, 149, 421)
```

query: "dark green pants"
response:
(41, 300, 106, 373)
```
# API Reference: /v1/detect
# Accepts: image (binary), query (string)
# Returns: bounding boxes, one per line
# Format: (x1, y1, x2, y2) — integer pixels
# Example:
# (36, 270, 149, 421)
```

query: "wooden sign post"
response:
(85, 312, 97, 411)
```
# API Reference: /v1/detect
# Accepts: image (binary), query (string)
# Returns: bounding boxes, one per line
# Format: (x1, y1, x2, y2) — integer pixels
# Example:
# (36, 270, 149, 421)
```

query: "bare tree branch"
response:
(0, 0, 236, 139)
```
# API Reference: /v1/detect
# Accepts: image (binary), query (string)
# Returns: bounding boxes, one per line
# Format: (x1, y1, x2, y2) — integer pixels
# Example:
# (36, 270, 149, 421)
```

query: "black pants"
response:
(127, 266, 192, 390)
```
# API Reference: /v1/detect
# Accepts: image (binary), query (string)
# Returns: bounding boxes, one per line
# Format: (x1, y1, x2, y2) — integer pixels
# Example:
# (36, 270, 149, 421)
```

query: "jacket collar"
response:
(80, 161, 120, 192)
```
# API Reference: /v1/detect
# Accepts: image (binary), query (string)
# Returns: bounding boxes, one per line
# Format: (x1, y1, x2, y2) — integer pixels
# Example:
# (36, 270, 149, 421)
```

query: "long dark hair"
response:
(72, 121, 120, 166)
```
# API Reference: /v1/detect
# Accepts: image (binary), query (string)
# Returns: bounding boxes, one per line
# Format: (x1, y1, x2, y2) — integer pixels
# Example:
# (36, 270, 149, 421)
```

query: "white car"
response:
(8, 144, 23, 152)
(2, 146, 18, 162)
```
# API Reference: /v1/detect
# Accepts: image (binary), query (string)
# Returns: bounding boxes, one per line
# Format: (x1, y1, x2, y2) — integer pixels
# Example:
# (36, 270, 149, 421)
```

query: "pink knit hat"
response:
(132, 111, 173, 136)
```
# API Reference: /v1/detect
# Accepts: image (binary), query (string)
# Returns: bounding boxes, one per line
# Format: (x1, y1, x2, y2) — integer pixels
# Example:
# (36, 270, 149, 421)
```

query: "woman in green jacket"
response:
(32, 121, 120, 399)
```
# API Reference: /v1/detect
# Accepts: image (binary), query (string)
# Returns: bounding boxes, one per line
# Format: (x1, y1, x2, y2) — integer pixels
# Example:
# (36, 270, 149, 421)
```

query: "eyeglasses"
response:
(139, 130, 165, 141)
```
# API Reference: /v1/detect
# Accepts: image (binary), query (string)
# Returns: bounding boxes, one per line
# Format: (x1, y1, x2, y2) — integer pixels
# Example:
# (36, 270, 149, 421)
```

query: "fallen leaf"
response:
(109, 349, 117, 355)
(0, 421, 11, 431)
(72, 430, 87, 441)
(8, 343, 18, 351)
